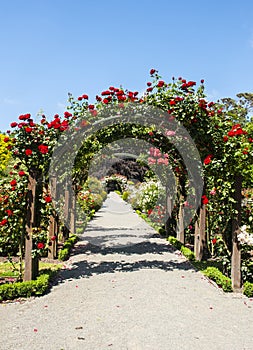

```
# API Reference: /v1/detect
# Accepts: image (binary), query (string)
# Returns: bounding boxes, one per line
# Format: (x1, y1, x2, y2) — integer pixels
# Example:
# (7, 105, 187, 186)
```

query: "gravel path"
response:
(1, 192, 253, 350)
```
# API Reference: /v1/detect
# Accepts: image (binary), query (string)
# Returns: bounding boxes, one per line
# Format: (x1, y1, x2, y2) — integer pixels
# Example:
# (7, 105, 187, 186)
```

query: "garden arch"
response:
(4, 71, 252, 291)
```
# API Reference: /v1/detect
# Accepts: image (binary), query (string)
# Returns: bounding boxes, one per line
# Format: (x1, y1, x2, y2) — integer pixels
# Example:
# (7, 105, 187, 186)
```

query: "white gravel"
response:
(1, 192, 253, 350)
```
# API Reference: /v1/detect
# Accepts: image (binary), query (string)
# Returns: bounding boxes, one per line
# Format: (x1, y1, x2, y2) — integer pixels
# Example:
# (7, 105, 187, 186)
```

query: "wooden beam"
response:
(231, 175, 242, 291)
(48, 176, 57, 259)
(24, 174, 39, 281)
(177, 201, 184, 244)
(194, 205, 206, 261)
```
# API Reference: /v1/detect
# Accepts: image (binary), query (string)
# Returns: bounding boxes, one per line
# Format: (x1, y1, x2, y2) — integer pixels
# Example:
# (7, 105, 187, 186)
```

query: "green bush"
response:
(243, 281, 253, 297)
(168, 236, 195, 261)
(203, 267, 232, 292)
(0, 269, 55, 302)
(122, 191, 129, 201)
(58, 235, 78, 261)
(181, 246, 195, 261)
(167, 236, 183, 250)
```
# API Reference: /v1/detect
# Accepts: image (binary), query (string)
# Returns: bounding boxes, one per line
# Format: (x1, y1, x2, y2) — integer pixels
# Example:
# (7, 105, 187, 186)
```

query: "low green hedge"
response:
(243, 281, 253, 297)
(167, 236, 195, 261)
(0, 269, 56, 302)
(58, 234, 78, 261)
(203, 267, 233, 292)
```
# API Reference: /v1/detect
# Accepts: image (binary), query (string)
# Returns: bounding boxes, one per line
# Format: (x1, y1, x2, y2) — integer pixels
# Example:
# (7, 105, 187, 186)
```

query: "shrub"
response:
(203, 267, 232, 292)
(181, 246, 195, 261)
(243, 281, 253, 297)
(167, 236, 195, 261)
(0, 269, 56, 302)
(167, 236, 183, 250)
(58, 235, 78, 261)
(122, 191, 129, 201)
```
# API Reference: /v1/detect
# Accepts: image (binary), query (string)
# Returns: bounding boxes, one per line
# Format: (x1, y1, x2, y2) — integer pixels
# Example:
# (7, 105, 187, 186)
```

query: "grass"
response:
(0, 260, 62, 279)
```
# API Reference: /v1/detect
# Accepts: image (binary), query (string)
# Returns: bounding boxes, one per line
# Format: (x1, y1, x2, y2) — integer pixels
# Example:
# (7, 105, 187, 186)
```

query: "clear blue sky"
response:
(0, 0, 253, 131)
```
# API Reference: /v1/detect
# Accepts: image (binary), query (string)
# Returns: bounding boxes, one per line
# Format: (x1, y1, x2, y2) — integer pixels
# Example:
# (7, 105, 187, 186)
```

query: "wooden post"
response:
(231, 175, 242, 291)
(62, 186, 70, 241)
(24, 173, 39, 281)
(194, 205, 206, 261)
(177, 201, 184, 244)
(70, 185, 76, 234)
(48, 176, 57, 259)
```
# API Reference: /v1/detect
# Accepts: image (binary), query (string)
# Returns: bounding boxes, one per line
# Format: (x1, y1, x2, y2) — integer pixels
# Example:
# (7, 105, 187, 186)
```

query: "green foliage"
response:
(167, 236, 183, 250)
(180, 246, 195, 261)
(0, 134, 11, 174)
(167, 236, 195, 261)
(203, 267, 233, 292)
(58, 235, 78, 261)
(0, 269, 56, 302)
(122, 191, 129, 200)
(243, 281, 253, 297)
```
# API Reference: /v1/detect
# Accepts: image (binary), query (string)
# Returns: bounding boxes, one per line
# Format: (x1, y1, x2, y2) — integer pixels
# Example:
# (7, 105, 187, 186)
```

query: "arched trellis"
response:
(6, 73, 252, 292)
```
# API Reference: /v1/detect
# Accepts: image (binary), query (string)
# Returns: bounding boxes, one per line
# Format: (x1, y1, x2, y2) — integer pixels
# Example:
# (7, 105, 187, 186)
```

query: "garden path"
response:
(1, 192, 253, 350)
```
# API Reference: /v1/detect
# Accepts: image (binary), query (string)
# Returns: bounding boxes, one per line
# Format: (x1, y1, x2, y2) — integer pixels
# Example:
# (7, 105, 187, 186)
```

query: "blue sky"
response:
(0, 0, 253, 131)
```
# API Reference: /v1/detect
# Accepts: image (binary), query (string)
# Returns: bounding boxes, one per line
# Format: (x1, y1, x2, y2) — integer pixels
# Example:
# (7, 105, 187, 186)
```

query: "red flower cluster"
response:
(157, 80, 165, 88)
(37, 242, 45, 249)
(202, 195, 209, 205)
(18, 114, 31, 120)
(44, 195, 52, 203)
(18, 170, 26, 177)
(25, 149, 33, 156)
(181, 80, 196, 90)
(212, 238, 217, 245)
(203, 154, 213, 165)
(77, 94, 89, 101)
(10, 179, 17, 187)
(227, 124, 247, 137)
(0, 219, 8, 226)
(6, 209, 13, 216)
(38, 144, 49, 154)
(25, 127, 33, 133)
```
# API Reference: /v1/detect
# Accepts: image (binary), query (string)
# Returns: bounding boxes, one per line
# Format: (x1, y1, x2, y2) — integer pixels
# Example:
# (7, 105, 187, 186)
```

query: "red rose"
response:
(202, 195, 209, 205)
(212, 238, 217, 245)
(203, 155, 212, 165)
(147, 82, 152, 86)
(18, 171, 26, 177)
(6, 209, 13, 216)
(101, 90, 111, 96)
(51, 235, 57, 241)
(38, 144, 49, 154)
(37, 242, 45, 249)
(201, 79, 204, 84)
(103, 98, 109, 104)
(82, 94, 88, 99)
(223, 136, 228, 142)
(3, 137, 9, 142)
(0, 219, 8, 226)
(44, 195, 52, 203)
(157, 80, 165, 88)
(77, 96, 83, 101)
(25, 127, 32, 133)
(25, 149, 32, 156)
(10, 122, 18, 128)
(169, 100, 176, 105)
(10, 179, 17, 186)
(150, 69, 156, 75)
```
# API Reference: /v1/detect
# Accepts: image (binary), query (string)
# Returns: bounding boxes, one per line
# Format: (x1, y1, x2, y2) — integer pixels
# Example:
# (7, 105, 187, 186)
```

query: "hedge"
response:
(0, 269, 56, 302)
